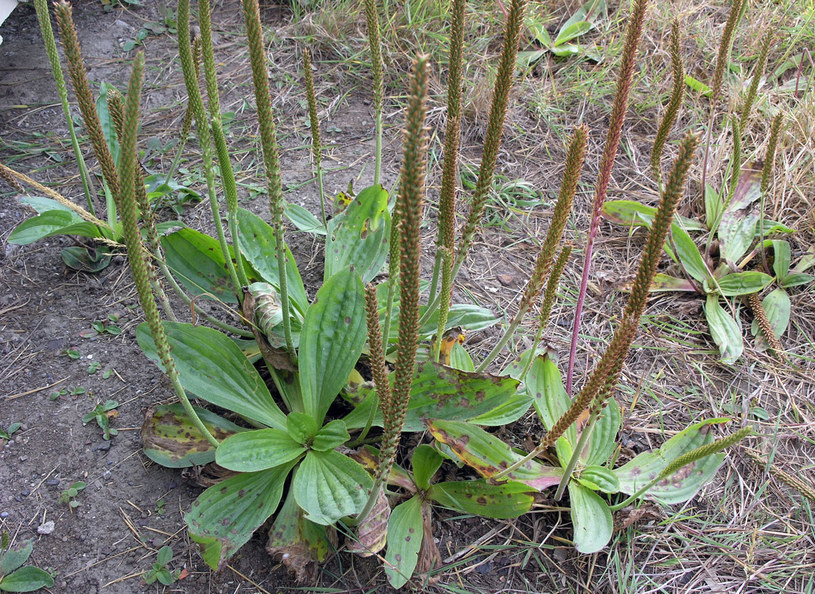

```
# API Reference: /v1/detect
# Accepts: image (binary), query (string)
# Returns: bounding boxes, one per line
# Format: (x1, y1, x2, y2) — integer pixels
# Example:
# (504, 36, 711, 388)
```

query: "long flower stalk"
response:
(650, 20, 685, 189)
(565, 0, 649, 395)
(476, 125, 587, 372)
(115, 52, 218, 447)
(33, 0, 97, 217)
(242, 0, 295, 358)
(303, 48, 327, 227)
(363, 0, 384, 186)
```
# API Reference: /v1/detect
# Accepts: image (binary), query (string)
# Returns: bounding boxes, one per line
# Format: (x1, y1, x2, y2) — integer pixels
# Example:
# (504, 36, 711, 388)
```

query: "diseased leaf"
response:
(568, 481, 613, 553)
(650, 273, 698, 292)
(467, 393, 532, 426)
(215, 429, 305, 472)
(428, 479, 534, 519)
(348, 446, 415, 492)
(186, 463, 295, 571)
(704, 295, 743, 363)
(614, 418, 728, 504)
(293, 450, 373, 526)
(141, 404, 245, 468)
(348, 487, 389, 558)
(137, 322, 287, 430)
(427, 419, 563, 491)
(324, 185, 390, 284)
(299, 268, 366, 424)
(384, 496, 423, 589)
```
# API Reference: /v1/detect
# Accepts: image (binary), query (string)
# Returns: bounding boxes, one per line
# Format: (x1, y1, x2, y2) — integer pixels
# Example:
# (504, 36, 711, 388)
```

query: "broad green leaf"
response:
(517, 49, 548, 68)
(236, 208, 309, 316)
(61, 246, 111, 272)
(299, 268, 366, 424)
(137, 322, 287, 430)
(186, 464, 294, 570)
(161, 228, 239, 303)
(766, 240, 791, 281)
(312, 419, 350, 452)
(284, 202, 326, 235)
(780, 273, 815, 288)
(8, 210, 99, 245)
(527, 19, 552, 46)
(324, 185, 390, 284)
(427, 419, 563, 491)
(684, 74, 712, 96)
(651, 273, 698, 292)
(343, 362, 520, 431)
(717, 271, 773, 296)
(448, 341, 475, 372)
(791, 248, 815, 274)
(550, 43, 581, 57)
(0, 541, 32, 575)
(672, 225, 709, 283)
(576, 466, 619, 493)
(704, 295, 743, 363)
(614, 418, 728, 504)
(413, 304, 501, 338)
(467, 393, 533, 426)
(568, 481, 613, 553)
(384, 496, 423, 589)
(582, 399, 620, 467)
(750, 288, 790, 347)
(719, 212, 757, 265)
(559, 0, 606, 32)
(293, 450, 373, 525)
(704, 183, 721, 229)
(412, 444, 443, 490)
(553, 21, 594, 46)
(601, 200, 705, 232)
(287, 412, 320, 444)
(0, 566, 54, 592)
(429, 480, 534, 519)
(97, 83, 121, 166)
(215, 429, 305, 472)
(267, 487, 334, 582)
(142, 403, 245, 468)
(18, 196, 76, 214)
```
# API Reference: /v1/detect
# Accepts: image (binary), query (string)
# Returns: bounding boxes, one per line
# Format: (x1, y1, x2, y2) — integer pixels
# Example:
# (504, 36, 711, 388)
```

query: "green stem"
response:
(554, 409, 599, 500)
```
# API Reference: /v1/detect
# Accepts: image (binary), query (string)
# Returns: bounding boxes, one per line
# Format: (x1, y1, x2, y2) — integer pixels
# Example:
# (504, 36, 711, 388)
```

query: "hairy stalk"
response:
(746, 448, 815, 503)
(303, 49, 327, 227)
(748, 292, 785, 361)
(212, 118, 249, 288)
(432, 0, 466, 362)
(34, 0, 97, 216)
(242, 0, 295, 358)
(382, 209, 400, 349)
(700, 0, 744, 214)
(650, 20, 684, 188)
(739, 31, 773, 136)
(759, 115, 783, 272)
(164, 36, 203, 187)
(565, 0, 648, 395)
(499, 133, 698, 480)
(0, 164, 112, 232)
(115, 53, 217, 447)
(54, 1, 120, 206)
(374, 55, 428, 503)
(356, 284, 392, 523)
(611, 427, 753, 511)
(520, 244, 572, 380)
(363, 0, 384, 186)
(476, 125, 587, 373)
(176, 0, 242, 300)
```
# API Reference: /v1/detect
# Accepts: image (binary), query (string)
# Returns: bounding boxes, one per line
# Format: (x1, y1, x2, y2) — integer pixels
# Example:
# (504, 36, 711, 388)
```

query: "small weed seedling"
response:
(59, 481, 86, 509)
(61, 348, 80, 360)
(82, 400, 119, 440)
(142, 546, 179, 586)
(0, 532, 54, 592)
(0, 423, 21, 442)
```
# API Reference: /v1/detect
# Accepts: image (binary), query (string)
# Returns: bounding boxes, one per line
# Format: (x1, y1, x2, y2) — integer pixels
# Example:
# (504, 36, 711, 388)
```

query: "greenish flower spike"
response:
(739, 30, 773, 135)
(363, 0, 384, 185)
(303, 48, 327, 226)
(650, 20, 685, 187)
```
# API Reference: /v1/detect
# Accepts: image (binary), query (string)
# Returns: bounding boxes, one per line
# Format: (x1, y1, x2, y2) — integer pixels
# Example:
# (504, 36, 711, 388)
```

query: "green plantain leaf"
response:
(311, 420, 350, 452)
(285, 202, 327, 235)
(293, 450, 373, 525)
(601, 200, 705, 231)
(568, 481, 613, 553)
(287, 412, 320, 444)
(716, 271, 773, 297)
(576, 465, 619, 493)
(467, 393, 533, 426)
(719, 212, 758, 266)
(614, 418, 728, 504)
(780, 272, 815, 288)
(142, 403, 245, 468)
(704, 183, 721, 229)
(215, 429, 305, 472)
(650, 273, 698, 292)
(764, 240, 791, 281)
(448, 341, 475, 371)
(672, 224, 709, 283)
(186, 463, 295, 570)
(384, 496, 423, 589)
(299, 268, 366, 424)
(582, 400, 620, 467)
(703, 294, 743, 363)
(161, 228, 239, 303)
(325, 185, 390, 284)
(0, 541, 32, 575)
(0, 566, 55, 592)
(427, 419, 563, 491)
(237, 208, 309, 316)
(343, 362, 520, 431)
(137, 322, 287, 430)
(429, 479, 534, 519)
(8, 210, 100, 245)
(750, 288, 790, 349)
(411, 445, 443, 491)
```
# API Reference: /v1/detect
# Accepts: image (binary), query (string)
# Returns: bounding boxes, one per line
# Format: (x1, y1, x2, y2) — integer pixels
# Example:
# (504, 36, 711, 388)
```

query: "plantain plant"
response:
(4, 0, 756, 588)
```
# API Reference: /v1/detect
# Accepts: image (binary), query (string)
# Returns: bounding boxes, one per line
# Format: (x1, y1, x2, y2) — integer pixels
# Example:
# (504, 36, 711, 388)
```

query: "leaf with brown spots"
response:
(384, 495, 423, 589)
(428, 479, 534, 518)
(348, 487, 389, 557)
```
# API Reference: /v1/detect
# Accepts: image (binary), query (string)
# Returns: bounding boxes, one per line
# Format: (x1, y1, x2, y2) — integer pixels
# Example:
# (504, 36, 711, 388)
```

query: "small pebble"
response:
(0, 511, 9, 518)
(19, 455, 27, 462)
(46, 478, 60, 487)
(20, 489, 30, 497)
(37, 520, 55, 535)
